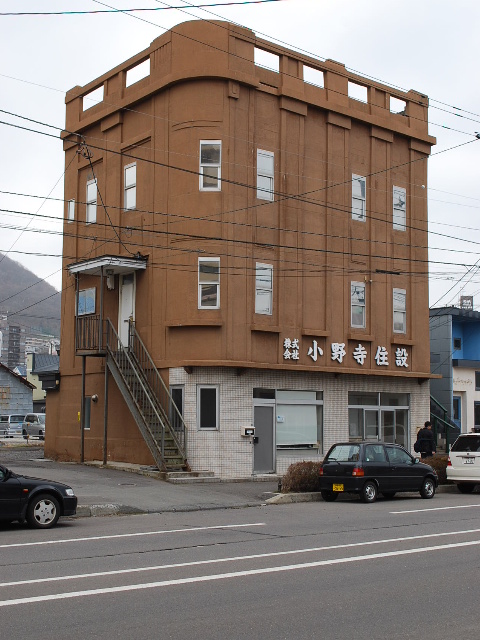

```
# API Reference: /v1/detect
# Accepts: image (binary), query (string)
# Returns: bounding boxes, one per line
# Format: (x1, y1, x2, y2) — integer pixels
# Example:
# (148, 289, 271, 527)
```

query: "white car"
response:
(0, 414, 26, 437)
(22, 413, 46, 440)
(447, 434, 480, 493)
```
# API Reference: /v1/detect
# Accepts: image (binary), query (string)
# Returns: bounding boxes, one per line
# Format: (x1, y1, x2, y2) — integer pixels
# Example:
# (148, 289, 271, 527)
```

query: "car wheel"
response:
(321, 490, 339, 502)
(22, 429, 28, 439)
(420, 477, 436, 499)
(26, 494, 60, 529)
(361, 481, 378, 503)
(382, 492, 396, 499)
(457, 483, 475, 494)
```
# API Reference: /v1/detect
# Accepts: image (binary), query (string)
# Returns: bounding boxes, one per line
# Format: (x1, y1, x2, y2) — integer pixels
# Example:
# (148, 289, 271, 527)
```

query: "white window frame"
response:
(198, 257, 220, 309)
(67, 199, 75, 222)
(199, 140, 221, 191)
(352, 174, 366, 222)
(256, 149, 274, 201)
(393, 185, 406, 231)
(124, 162, 137, 211)
(393, 288, 406, 334)
(351, 281, 366, 329)
(77, 288, 96, 316)
(255, 263, 273, 315)
(86, 179, 97, 223)
(197, 385, 219, 430)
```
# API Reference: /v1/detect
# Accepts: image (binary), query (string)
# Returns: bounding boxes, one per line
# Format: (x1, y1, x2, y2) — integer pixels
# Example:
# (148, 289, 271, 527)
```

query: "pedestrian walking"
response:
(415, 420, 436, 459)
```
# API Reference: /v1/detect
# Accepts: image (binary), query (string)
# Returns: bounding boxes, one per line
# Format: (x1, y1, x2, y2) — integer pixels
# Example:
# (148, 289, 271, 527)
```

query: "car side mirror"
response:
(413, 458, 419, 464)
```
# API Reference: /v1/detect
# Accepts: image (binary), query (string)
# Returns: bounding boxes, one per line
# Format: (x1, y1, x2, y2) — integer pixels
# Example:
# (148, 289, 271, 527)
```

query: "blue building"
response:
(430, 304, 480, 434)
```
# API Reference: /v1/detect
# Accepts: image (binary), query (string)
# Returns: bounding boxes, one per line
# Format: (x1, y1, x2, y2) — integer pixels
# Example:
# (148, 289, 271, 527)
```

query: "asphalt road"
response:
(1, 492, 480, 640)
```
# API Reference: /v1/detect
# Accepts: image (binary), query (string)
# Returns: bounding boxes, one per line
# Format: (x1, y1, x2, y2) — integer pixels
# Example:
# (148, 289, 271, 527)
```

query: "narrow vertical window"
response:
(67, 199, 75, 222)
(393, 186, 406, 231)
(257, 150, 274, 201)
(86, 180, 97, 223)
(197, 385, 219, 430)
(77, 288, 96, 316)
(352, 175, 366, 221)
(199, 141, 221, 191)
(393, 288, 406, 333)
(198, 258, 220, 309)
(124, 163, 136, 210)
(255, 263, 273, 315)
(351, 282, 366, 328)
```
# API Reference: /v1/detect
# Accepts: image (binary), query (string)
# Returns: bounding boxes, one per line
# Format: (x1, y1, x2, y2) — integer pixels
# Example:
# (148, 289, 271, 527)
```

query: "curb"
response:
(74, 501, 267, 518)
(72, 485, 461, 517)
(266, 493, 322, 504)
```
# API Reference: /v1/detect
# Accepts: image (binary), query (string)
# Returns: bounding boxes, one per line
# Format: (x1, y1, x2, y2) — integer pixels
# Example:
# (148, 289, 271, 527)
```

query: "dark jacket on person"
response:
(416, 427, 435, 456)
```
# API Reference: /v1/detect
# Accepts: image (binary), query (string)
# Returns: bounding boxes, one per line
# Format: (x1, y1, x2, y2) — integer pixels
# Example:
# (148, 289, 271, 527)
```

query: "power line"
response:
(158, 0, 480, 127)
(0, 207, 478, 274)
(1, 13, 477, 142)
(0, 110, 478, 253)
(0, 1, 281, 16)
(1, 113, 470, 231)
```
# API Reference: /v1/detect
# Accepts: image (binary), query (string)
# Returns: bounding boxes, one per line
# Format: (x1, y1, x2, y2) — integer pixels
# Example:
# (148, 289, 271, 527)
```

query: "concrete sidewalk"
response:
(0, 442, 459, 518)
(0, 444, 280, 517)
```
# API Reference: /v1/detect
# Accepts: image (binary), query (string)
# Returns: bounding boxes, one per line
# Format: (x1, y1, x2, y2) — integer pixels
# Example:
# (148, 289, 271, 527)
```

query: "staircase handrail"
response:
(128, 320, 186, 456)
(430, 413, 460, 451)
(105, 320, 167, 459)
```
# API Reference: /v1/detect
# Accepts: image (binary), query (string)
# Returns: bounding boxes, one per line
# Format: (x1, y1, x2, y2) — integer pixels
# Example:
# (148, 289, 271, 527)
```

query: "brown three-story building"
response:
(46, 20, 435, 478)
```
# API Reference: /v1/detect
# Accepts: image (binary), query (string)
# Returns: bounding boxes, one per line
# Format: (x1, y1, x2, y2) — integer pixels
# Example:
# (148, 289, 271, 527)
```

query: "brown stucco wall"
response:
(50, 19, 435, 465)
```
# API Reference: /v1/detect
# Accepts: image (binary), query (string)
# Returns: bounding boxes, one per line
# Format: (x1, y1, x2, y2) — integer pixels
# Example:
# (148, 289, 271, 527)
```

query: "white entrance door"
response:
(119, 273, 135, 346)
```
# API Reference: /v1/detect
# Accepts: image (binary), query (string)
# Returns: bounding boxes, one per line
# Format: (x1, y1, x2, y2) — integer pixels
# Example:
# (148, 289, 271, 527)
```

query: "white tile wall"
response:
(170, 367, 430, 479)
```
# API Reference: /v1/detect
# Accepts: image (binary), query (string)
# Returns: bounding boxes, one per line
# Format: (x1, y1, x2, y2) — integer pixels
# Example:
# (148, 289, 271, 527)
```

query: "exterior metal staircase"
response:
(105, 319, 189, 472)
(430, 395, 460, 453)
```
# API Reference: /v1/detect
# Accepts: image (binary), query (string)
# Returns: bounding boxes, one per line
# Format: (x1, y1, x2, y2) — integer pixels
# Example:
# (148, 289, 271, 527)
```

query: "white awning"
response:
(68, 255, 147, 276)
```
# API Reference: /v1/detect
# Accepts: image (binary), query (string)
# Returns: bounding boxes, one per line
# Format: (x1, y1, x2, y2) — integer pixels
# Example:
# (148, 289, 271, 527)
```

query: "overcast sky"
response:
(1, 0, 479, 309)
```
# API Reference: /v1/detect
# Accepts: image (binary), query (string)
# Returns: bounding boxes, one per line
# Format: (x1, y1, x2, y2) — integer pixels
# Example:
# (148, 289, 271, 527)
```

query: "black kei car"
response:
(319, 441, 438, 503)
(0, 465, 77, 528)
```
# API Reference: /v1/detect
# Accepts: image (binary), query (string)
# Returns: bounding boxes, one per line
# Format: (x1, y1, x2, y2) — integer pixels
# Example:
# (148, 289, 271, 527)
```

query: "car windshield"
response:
(451, 436, 480, 452)
(326, 444, 360, 462)
(38, 415, 46, 425)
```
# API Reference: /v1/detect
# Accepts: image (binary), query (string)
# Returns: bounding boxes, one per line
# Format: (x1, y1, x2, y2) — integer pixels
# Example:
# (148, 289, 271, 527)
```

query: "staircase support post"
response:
(80, 355, 86, 463)
(103, 363, 109, 465)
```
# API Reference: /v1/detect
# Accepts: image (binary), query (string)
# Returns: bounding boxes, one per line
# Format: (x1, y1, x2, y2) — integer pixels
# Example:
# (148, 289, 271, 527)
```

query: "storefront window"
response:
(275, 390, 323, 450)
(348, 392, 409, 445)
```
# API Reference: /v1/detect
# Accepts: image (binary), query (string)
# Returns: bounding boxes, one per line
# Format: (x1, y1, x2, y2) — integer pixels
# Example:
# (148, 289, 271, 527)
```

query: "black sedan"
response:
(0, 465, 77, 528)
(319, 441, 438, 503)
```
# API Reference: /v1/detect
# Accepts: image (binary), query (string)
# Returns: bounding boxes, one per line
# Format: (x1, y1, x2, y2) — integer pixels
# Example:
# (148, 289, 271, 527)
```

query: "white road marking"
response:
(3, 527, 480, 589)
(1, 538, 480, 608)
(391, 504, 480, 514)
(0, 523, 266, 550)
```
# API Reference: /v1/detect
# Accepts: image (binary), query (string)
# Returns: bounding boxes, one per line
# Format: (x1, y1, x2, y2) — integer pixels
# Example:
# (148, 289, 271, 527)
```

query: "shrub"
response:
(281, 461, 322, 493)
(420, 454, 449, 484)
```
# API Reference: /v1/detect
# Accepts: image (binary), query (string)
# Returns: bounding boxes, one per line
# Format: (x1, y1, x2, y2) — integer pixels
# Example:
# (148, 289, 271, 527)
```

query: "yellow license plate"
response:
(333, 484, 344, 492)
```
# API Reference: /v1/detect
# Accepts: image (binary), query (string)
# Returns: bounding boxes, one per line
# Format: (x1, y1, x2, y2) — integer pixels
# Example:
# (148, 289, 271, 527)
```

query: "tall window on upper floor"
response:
(86, 179, 97, 223)
(351, 282, 366, 328)
(255, 263, 273, 315)
(124, 162, 137, 210)
(67, 199, 75, 223)
(257, 149, 274, 201)
(198, 258, 220, 309)
(393, 288, 406, 333)
(352, 174, 366, 221)
(199, 141, 221, 191)
(393, 186, 406, 231)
